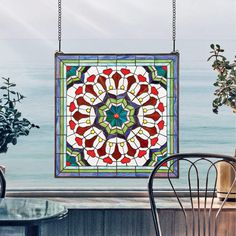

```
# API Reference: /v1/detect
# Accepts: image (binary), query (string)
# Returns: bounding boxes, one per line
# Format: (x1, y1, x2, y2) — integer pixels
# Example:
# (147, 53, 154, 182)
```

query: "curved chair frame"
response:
(148, 153, 236, 236)
(0, 168, 6, 198)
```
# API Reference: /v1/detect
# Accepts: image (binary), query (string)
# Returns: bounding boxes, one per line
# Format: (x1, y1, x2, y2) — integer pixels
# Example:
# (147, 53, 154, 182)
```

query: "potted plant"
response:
(0, 77, 39, 172)
(208, 44, 236, 200)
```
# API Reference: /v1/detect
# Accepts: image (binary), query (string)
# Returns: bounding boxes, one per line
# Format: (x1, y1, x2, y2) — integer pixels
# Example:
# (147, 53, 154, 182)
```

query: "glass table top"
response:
(0, 198, 68, 225)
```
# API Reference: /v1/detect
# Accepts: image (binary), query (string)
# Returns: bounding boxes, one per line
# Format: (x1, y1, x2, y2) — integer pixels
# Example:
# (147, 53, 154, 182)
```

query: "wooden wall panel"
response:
(68, 210, 104, 236)
(0, 227, 24, 236)
(0, 209, 235, 236)
(104, 210, 155, 236)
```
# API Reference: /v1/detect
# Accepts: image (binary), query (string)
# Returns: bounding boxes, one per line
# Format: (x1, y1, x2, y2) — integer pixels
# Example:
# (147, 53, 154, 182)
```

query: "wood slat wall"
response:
(41, 209, 236, 236)
(0, 209, 235, 236)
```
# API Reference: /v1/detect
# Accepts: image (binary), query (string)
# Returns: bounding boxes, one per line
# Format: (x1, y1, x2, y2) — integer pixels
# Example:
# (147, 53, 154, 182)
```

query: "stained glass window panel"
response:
(55, 54, 179, 177)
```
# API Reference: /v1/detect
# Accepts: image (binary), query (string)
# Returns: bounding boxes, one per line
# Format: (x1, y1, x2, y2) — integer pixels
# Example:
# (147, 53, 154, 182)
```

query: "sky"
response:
(0, 0, 235, 45)
(0, 0, 234, 71)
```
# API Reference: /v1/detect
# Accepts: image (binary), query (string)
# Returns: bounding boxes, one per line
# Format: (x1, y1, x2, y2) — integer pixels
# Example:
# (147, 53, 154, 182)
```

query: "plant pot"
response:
(217, 153, 236, 201)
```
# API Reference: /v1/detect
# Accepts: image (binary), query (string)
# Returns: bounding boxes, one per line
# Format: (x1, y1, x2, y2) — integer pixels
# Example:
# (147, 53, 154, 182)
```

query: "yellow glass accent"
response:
(86, 108, 91, 113)
(109, 142, 113, 147)
(109, 86, 113, 90)
(90, 98, 95, 102)
(86, 120, 90, 124)
(98, 137, 103, 142)
(130, 138, 134, 142)
(120, 142, 124, 147)
(143, 119, 147, 124)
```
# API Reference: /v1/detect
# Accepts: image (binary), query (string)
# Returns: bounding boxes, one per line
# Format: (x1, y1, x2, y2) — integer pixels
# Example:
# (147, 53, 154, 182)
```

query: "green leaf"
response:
(207, 55, 215, 61)
(210, 44, 215, 49)
(0, 86, 7, 89)
(216, 44, 220, 49)
(12, 138, 17, 145)
(15, 112, 21, 118)
(2, 77, 9, 82)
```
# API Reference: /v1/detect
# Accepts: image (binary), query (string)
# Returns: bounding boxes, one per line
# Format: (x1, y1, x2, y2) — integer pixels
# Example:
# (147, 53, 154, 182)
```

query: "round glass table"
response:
(0, 198, 68, 236)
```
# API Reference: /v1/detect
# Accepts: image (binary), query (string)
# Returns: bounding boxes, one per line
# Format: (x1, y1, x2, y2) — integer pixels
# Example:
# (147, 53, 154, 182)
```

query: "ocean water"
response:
(0, 39, 235, 189)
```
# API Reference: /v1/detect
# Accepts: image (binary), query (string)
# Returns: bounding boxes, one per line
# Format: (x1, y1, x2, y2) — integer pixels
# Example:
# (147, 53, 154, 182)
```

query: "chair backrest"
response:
(0, 168, 6, 198)
(148, 153, 236, 236)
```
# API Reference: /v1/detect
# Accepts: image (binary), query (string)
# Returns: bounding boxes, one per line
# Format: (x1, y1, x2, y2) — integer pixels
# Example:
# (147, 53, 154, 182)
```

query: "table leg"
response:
(25, 225, 40, 236)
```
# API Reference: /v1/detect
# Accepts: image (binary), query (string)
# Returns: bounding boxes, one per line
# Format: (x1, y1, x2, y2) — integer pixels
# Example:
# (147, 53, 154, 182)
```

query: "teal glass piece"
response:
(105, 105, 128, 127)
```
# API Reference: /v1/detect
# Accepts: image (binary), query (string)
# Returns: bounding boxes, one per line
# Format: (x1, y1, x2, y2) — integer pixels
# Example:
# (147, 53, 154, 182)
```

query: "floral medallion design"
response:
(55, 54, 179, 177)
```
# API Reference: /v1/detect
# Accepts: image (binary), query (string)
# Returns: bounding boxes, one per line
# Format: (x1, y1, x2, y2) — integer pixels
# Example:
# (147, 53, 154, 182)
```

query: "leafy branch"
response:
(208, 44, 236, 114)
(0, 77, 39, 153)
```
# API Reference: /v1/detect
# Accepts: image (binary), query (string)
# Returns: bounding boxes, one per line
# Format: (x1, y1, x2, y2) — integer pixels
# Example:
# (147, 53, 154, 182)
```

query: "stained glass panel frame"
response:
(55, 53, 179, 178)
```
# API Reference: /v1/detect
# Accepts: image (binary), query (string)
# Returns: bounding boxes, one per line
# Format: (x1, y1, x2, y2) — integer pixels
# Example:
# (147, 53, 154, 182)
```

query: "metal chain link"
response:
(57, 0, 176, 52)
(58, 0, 62, 52)
(172, 0, 176, 52)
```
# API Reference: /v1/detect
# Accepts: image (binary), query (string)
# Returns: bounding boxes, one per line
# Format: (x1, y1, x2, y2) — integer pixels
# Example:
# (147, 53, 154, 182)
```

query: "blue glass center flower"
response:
(105, 105, 128, 127)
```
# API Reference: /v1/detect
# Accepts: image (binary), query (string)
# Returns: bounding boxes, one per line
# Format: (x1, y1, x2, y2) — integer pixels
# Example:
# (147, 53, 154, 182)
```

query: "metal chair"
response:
(148, 153, 236, 236)
(0, 168, 6, 198)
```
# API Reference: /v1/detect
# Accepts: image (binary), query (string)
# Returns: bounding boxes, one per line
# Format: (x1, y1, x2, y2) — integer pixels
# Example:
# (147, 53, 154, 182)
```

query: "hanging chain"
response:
(58, 0, 62, 52)
(57, 0, 176, 52)
(172, 0, 176, 52)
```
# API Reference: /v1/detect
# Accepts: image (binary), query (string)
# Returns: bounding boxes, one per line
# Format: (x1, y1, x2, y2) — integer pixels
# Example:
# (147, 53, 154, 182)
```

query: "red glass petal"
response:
(162, 162, 167, 166)
(98, 76, 107, 90)
(151, 137, 158, 146)
(158, 102, 165, 112)
(97, 143, 106, 156)
(69, 120, 76, 130)
(85, 84, 97, 97)
(66, 66, 71, 71)
(136, 136, 148, 148)
(121, 68, 130, 75)
(136, 84, 149, 97)
(142, 126, 157, 136)
(127, 75, 136, 90)
(87, 75, 96, 82)
(75, 86, 83, 95)
(138, 74, 146, 82)
(137, 150, 147, 158)
(146, 111, 160, 121)
(158, 120, 165, 130)
(121, 157, 131, 164)
(85, 136, 97, 148)
(112, 144, 122, 160)
(76, 126, 90, 135)
(75, 137, 83, 146)
(73, 111, 88, 121)
(127, 143, 136, 156)
(151, 86, 158, 95)
(103, 68, 113, 75)
(87, 150, 96, 158)
(77, 97, 90, 106)
(69, 102, 76, 112)
(103, 157, 113, 164)
(143, 97, 157, 106)
(112, 72, 122, 88)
